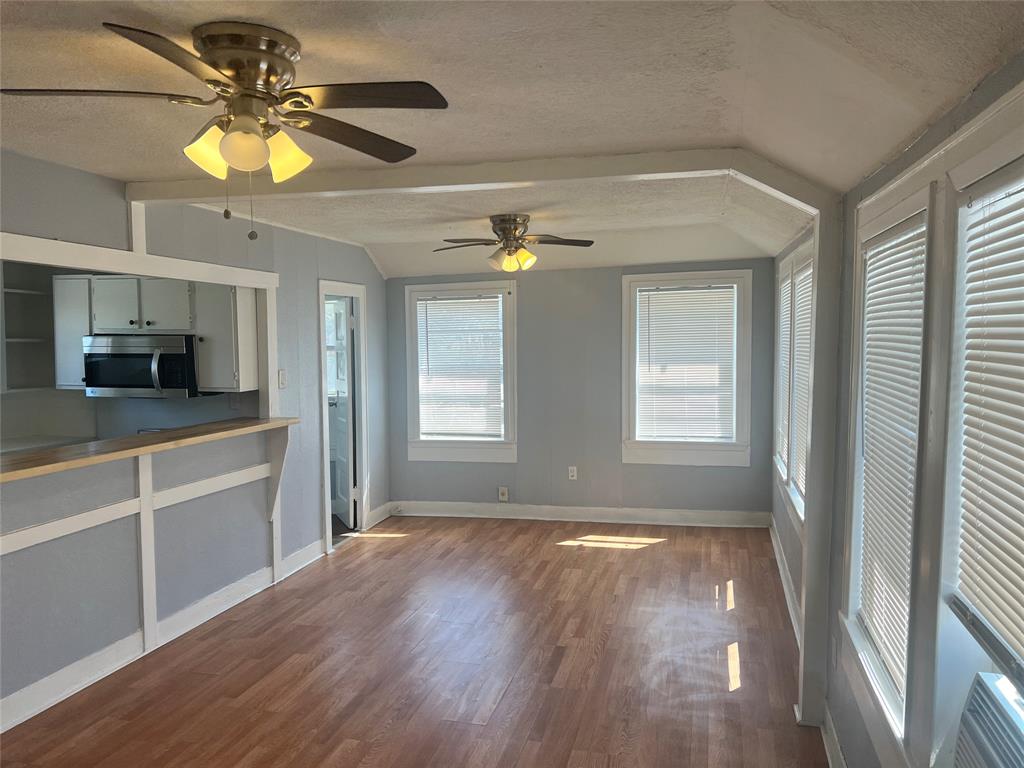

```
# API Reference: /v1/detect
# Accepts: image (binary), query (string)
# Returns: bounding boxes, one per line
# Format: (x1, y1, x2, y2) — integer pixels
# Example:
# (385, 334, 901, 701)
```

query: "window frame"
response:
(621, 269, 752, 467)
(774, 246, 814, 521)
(405, 280, 517, 463)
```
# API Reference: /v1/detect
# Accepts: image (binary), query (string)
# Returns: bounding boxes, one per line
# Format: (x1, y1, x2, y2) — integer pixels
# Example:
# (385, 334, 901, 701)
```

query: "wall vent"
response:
(955, 674, 1024, 768)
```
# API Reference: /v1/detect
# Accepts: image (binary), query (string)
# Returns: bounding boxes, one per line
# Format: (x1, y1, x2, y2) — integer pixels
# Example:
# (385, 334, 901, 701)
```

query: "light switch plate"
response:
(277, 368, 287, 389)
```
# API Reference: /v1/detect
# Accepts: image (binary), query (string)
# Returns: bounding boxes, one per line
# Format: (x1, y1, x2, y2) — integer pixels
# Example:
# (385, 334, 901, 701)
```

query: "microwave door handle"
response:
(150, 350, 162, 392)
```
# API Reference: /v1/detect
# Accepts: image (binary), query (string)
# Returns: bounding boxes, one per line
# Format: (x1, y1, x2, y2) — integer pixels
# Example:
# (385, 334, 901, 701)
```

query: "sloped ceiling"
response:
(2, 1, 1022, 190)
(1, 1, 1021, 275)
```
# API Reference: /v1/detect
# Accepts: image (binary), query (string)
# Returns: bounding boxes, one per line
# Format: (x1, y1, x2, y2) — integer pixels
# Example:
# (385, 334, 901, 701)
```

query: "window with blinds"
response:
(634, 283, 737, 441)
(856, 210, 928, 697)
(414, 290, 507, 441)
(775, 272, 792, 474)
(953, 166, 1024, 666)
(792, 263, 814, 495)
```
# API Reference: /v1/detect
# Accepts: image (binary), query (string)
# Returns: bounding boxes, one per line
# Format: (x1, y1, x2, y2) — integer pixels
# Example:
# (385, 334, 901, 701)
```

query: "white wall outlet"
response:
(568, 466, 578, 481)
(277, 368, 287, 389)
(497, 486, 509, 503)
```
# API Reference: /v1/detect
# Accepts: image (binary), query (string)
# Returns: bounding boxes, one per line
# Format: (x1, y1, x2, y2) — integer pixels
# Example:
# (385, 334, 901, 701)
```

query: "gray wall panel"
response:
(0, 460, 136, 534)
(0, 517, 141, 696)
(771, 483, 803, 595)
(154, 480, 270, 620)
(387, 259, 774, 514)
(152, 433, 267, 491)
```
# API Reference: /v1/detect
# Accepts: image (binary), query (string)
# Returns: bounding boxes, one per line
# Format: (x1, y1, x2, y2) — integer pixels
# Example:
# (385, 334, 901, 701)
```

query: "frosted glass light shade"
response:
(219, 114, 270, 172)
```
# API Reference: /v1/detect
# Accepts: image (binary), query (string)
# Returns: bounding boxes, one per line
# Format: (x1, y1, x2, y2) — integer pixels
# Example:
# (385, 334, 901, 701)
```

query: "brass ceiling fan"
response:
(435, 214, 594, 272)
(1, 21, 448, 183)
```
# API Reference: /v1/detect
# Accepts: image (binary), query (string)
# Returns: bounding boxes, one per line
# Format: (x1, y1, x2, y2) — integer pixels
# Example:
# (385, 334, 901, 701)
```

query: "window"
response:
(950, 160, 1024, 673)
(406, 281, 516, 462)
(855, 210, 928, 701)
(775, 246, 814, 514)
(622, 270, 752, 466)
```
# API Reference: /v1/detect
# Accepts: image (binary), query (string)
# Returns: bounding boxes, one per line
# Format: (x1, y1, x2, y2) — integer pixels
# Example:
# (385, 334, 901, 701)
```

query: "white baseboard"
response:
(1, 547, 323, 733)
(156, 567, 273, 647)
(362, 502, 394, 531)
(0, 632, 144, 732)
(822, 705, 848, 768)
(769, 518, 803, 649)
(281, 540, 324, 578)
(391, 500, 769, 528)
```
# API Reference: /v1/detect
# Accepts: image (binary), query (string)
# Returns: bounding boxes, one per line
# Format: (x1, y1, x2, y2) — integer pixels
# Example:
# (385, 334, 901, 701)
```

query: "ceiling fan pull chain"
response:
(247, 171, 258, 241)
(223, 173, 232, 220)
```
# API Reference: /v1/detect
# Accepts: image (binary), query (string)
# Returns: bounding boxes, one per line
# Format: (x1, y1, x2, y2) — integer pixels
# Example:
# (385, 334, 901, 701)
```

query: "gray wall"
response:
(387, 259, 774, 513)
(145, 205, 390, 553)
(825, 50, 1024, 768)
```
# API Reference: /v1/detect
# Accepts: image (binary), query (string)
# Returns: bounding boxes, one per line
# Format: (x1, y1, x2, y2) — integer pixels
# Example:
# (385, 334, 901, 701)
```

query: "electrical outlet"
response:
(497, 486, 509, 503)
(277, 368, 287, 389)
(568, 466, 578, 481)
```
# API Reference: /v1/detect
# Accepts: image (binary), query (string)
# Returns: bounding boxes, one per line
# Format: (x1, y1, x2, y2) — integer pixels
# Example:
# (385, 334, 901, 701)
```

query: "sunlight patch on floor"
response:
(556, 533, 666, 550)
(727, 642, 741, 691)
(341, 532, 409, 538)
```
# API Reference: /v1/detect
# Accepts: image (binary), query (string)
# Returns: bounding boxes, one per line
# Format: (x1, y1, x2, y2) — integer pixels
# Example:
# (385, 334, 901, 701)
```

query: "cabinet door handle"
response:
(145, 321, 153, 326)
(128, 319, 136, 326)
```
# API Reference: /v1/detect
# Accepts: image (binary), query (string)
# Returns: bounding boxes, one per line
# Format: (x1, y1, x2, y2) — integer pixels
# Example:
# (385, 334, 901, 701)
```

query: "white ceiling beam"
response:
(126, 148, 838, 213)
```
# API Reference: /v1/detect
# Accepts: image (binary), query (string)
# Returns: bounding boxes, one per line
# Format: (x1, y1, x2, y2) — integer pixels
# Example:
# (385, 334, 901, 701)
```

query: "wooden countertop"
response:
(0, 417, 299, 483)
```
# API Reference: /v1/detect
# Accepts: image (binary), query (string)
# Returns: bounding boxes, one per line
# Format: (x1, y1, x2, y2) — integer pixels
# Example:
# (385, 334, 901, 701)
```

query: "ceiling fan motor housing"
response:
(491, 213, 531, 251)
(192, 22, 301, 98)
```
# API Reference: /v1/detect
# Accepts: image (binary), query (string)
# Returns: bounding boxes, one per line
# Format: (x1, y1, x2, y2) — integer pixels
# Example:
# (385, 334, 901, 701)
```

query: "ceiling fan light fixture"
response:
(515, 247, 537, 270)
(219, 113, 270, 172)
(183, 119, 228, 179)
(489, 248, 520, 272)
(267, 129, 312, 182)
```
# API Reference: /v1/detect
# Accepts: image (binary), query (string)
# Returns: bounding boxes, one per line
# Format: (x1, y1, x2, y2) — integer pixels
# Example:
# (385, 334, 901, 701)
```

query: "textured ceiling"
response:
(237, 174, 814, 276)
(2, 1, 1023, 191)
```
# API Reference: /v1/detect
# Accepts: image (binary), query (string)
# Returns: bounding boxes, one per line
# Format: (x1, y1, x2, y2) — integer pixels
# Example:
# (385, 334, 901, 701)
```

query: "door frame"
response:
(317, 279, 369, 552)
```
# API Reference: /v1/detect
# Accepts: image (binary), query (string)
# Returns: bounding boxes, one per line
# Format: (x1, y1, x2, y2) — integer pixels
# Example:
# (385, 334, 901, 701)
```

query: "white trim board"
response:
(0, 632, 145, 732)
(362, 502, 395, 531)
(281, 540, 324, 578)
(769, 518, 803, 650)
(822, 706, 849, 768)
(0, 542, 322, 733)
(391, 501, 769, 528)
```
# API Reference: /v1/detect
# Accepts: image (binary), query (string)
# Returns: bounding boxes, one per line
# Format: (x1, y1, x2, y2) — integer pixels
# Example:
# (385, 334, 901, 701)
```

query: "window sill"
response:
(408, 441, 517, 463)
(622, 440, 750, 467)
(839, 614, 909, 768)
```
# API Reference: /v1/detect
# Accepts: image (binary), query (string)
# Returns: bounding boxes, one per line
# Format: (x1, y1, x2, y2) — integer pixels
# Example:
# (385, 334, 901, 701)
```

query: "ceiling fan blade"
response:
(442, 238, 499, 244)
(286, 112, 415, 163)
(433, 243, 494, 252)
(103, 22, 237, 94)
(0, 88, 214, 106)
(282, 81, 448, 110)
(526, 237, 595, 247)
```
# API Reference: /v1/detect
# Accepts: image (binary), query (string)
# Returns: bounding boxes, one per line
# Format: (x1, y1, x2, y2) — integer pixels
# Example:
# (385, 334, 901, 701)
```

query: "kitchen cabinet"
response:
(91, 277, 139, 332)
(139, 278, 192, 331)
(53, 276, 91, 389)
(193, 282, 258, 392)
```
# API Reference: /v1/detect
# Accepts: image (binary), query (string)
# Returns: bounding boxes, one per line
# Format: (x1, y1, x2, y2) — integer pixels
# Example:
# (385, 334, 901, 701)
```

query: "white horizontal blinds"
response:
(635, 283, 737, 441)
(775, 270, 792, 472)
(416, 293, 505, 440)
(858, 211, 928, 696)
(791, 263, 814, 494)
(956, 172, 1024, 662)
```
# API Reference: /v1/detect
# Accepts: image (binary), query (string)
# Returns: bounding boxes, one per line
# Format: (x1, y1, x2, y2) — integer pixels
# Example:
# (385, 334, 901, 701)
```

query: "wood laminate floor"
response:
(1, 517, 826, 767)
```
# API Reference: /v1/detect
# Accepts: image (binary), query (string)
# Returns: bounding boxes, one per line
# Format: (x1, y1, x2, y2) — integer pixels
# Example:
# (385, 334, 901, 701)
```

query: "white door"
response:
(140, 278, 192, 332)
(53, 276, 91, 388)
(92, 277, 139, 332)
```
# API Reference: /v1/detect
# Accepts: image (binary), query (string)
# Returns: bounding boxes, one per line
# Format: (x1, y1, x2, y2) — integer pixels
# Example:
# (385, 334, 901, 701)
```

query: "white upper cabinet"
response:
(53, 276, 91, 388)
(139, 277, 192, 331)
(193, 282, 258, 392)
(91, 276, 139, 332)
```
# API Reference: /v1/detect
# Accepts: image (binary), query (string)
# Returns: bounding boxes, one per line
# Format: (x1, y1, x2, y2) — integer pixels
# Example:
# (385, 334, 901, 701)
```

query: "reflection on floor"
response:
(1, 517, 827, 767)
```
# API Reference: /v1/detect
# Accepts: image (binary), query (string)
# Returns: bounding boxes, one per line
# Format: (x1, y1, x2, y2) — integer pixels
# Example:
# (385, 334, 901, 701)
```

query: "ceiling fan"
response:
(436, 214, 594, 272)
(1, 21, 448, 183)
